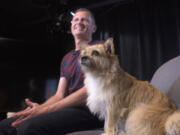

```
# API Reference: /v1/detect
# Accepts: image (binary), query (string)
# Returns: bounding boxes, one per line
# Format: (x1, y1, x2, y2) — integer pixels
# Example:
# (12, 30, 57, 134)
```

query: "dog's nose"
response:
(81, 56, 89, 62)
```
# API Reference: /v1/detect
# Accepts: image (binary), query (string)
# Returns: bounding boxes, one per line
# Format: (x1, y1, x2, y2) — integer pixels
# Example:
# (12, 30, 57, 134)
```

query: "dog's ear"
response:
(80, 42, 88, 51)
(104, 38, 115, 54)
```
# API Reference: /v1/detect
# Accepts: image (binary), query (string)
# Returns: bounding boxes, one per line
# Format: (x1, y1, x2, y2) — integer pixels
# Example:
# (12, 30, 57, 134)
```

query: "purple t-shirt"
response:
(60, 50, 83, 94)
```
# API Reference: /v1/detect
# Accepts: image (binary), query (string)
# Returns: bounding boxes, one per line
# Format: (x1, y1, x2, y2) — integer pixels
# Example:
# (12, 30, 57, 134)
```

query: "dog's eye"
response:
(92, 50, 100, 56)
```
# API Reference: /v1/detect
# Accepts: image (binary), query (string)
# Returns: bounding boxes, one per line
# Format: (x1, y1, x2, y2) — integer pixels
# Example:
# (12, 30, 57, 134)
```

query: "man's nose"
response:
(77, 19, 84, 24)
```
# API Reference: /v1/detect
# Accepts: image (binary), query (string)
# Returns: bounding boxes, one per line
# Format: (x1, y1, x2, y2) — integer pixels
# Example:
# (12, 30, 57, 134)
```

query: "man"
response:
(0, 8, 104, 135)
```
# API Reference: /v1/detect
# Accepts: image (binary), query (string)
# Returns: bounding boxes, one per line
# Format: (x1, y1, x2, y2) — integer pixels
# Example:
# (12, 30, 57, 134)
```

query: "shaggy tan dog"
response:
(80, 38, 180, 135)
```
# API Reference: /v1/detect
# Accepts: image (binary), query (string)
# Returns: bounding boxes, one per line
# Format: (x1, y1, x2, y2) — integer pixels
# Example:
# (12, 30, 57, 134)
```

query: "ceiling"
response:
(0, 0, 133, 40)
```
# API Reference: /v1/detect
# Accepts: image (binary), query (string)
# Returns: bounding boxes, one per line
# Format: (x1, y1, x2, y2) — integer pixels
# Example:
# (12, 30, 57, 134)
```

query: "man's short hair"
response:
(74, 8, 96, 26)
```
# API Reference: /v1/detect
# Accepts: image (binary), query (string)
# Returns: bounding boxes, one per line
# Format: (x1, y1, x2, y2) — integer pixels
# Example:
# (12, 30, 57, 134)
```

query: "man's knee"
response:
(17, 117, 48, 135)
(18, 119, 39, 135)
(0, 118, 17, 135)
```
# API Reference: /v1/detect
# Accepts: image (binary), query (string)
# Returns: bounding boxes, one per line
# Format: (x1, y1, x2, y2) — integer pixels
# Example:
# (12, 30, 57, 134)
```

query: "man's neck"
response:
(74, 37, 92, 50)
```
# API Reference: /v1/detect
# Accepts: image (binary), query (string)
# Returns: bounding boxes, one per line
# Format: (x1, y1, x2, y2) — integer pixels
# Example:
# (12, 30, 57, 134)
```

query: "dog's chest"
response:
(84, 73, 108, 119)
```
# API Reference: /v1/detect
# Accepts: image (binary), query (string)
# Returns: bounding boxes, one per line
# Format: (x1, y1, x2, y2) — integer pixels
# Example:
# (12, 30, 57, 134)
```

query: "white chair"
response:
(151, 55, 180, 107)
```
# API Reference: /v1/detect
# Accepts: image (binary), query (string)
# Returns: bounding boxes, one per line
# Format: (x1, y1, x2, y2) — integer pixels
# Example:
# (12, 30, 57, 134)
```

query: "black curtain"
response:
(94, 0, 180, 80)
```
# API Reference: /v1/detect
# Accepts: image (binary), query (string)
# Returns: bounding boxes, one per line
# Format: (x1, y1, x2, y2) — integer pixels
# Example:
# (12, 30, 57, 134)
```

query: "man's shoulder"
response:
(62, 50, 80, 60)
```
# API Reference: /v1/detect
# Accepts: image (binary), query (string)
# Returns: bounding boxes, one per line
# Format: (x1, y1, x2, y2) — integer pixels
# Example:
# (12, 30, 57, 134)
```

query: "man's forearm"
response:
(46, 87, 87, 112)
(40, 94, 63, 108)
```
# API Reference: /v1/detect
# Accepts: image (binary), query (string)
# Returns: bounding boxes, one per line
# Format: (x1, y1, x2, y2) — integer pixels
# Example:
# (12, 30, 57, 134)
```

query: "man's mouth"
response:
(74, 25, 85, 31)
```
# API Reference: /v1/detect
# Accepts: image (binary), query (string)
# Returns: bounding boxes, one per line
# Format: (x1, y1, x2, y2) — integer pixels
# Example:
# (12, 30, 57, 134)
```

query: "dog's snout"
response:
(81, 56, 89, 62)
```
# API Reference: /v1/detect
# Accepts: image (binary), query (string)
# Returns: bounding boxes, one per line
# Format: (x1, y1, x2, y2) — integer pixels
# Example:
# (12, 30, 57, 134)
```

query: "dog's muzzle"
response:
(81, 56, 91, 66)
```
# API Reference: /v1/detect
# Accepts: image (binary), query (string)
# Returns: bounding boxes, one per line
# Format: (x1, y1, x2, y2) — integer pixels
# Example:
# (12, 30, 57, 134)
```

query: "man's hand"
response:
(12, 98, 39, 118)
(11, 105, 48, 128)
(25, 98, 39, 108)
(11, 98, 40, 128)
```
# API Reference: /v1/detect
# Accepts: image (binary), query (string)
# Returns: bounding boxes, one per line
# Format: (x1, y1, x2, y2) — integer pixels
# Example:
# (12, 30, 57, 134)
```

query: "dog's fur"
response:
(80, 38, 180, 135)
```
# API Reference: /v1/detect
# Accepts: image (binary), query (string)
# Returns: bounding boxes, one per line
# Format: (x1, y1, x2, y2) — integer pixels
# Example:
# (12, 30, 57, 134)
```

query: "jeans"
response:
(0, 107, 104, 135)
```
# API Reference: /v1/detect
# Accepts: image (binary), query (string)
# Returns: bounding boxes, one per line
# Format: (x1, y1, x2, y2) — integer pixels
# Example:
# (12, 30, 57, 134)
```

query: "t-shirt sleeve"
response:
(60, 55, 68, 78)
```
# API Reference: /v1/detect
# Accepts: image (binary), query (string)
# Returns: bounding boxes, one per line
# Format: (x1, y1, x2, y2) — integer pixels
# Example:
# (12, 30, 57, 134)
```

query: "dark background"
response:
(0, 0, 180, 117)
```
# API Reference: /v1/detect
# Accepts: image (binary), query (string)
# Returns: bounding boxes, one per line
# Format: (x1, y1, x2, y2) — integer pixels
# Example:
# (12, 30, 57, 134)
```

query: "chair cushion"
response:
(167, 77, 180, 108)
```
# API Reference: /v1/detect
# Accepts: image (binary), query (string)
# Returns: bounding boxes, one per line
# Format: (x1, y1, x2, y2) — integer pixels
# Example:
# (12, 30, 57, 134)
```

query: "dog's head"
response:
(80, 38, 117, 73)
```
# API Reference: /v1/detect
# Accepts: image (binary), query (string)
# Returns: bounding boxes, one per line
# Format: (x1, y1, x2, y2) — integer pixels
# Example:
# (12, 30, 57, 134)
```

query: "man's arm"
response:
(46, 86, 87, 112)
(40, 77, 68, 107)
(39, 76, 87, 111)
(12, 77, 87, 127)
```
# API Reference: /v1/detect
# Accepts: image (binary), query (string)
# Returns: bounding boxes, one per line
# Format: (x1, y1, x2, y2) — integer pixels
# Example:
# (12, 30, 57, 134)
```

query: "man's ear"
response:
(104, 38, 115, 54)
(80, 42, 88, 51)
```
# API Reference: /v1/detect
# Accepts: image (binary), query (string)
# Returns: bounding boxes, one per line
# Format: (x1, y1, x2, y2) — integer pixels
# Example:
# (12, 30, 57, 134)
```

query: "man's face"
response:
(71, 11, 96, 38)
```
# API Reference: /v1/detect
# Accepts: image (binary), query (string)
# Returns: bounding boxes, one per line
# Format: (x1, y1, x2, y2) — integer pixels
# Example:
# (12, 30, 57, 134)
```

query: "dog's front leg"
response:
(102, 106, 120, 135)
(102, 107, 128, 135)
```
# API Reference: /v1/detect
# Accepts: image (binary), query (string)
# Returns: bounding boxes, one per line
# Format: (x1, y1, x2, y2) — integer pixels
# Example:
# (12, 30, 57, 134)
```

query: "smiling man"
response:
(0, 8, 104, 135)
(71, 9, 97, 48)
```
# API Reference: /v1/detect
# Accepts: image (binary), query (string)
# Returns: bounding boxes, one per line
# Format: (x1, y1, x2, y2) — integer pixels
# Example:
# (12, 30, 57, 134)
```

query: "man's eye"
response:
(82, 18, 89, 23)
(92, 50, 100, 56)
(72, 18, 78, 23)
